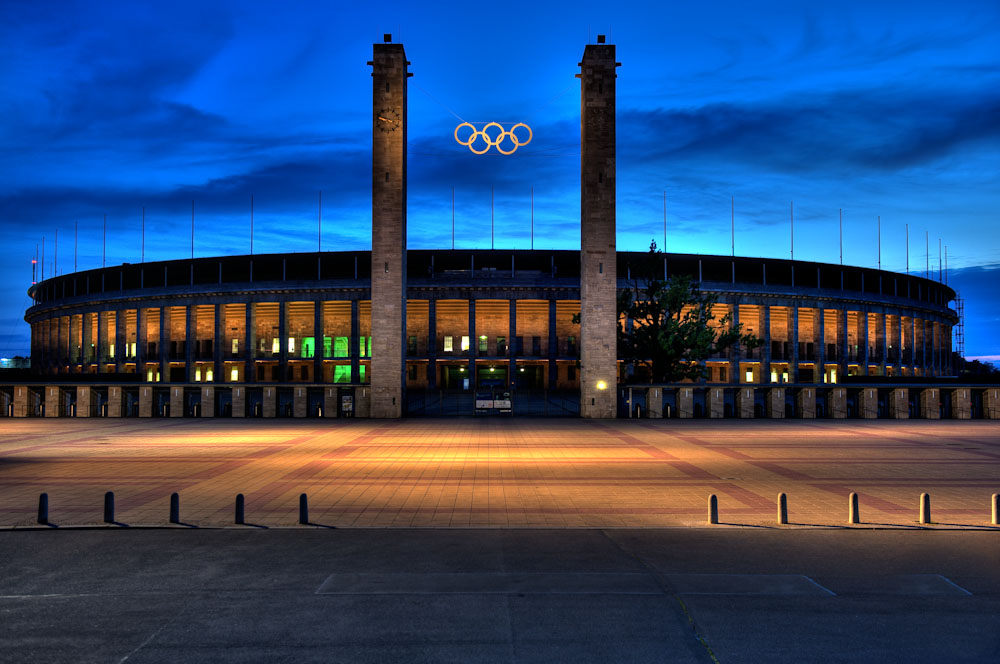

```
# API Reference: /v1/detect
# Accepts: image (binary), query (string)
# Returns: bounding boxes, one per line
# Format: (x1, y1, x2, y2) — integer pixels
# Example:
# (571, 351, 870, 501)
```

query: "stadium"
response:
(9, 36, 996, 420)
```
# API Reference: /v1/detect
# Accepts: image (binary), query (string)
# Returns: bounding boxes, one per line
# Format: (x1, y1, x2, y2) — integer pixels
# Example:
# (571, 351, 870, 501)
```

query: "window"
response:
(287, 337, 296, 355)
(333, 365, 352, 383)
(461, 336, 470, 351)
(271, 337, 280, 354)
(231, 338, 239, 355)
(302, 337, 314, 359)
(478, 335, 488, 353)
(532, 336, 541, 356)
(443, 336, 453, 353)
(407, 335, 417, 355)
(497, 336, 507, 355)
(408, 365, 417, 380)
(567, 336, 577, 356)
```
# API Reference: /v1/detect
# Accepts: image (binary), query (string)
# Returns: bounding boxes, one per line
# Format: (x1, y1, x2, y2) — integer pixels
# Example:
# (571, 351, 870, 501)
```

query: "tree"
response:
(617, 241, 761, 383)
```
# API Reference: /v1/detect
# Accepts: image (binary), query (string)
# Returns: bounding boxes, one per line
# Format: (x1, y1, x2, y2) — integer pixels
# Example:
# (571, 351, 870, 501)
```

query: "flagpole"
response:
(662, 191, 666, 251)
(451, 187, 455, 250)
(905, 223, 909, 274)
(103, 214, 106, 268)
(530, 186, 534, 250)
(839, 208, 842, 265)
(141, 207, 145, 263)
(491, 186, 494, 250)
(317, 192, 322, 252)
(731, 195, 734, 257)
(250, 195, 254, 255)
(877, 215, 881, 270)
(74, 221, 78, 273)
(191, 200, 195, 259)
(790, 201, 794, 260)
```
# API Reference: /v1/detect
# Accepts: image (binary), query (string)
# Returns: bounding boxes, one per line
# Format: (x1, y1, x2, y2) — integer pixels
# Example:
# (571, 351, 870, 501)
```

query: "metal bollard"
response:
(299, 493, 309, 525)
(169, 493, 180, 524)
(777, 492, 788, 525)
(38, 493, 49, 525)
(707, 494, 718, 525)
(919, 493, 931, 525)
(849, 492, 860, 525)
(235, 494, 245, 525)
(992, 494, 998, 526)
(103, 491, 115, 523)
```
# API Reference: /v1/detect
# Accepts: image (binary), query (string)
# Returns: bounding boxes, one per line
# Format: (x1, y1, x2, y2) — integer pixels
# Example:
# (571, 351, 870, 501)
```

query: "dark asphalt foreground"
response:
(0, 529, 998, 663)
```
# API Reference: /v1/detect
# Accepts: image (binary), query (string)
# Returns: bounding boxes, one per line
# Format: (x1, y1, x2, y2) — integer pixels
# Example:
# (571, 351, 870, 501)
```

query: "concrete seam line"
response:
(674, 595, 722, 664)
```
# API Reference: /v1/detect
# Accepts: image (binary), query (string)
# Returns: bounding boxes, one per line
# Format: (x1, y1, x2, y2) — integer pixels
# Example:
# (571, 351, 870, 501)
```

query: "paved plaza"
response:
(0, 418, 998, 529)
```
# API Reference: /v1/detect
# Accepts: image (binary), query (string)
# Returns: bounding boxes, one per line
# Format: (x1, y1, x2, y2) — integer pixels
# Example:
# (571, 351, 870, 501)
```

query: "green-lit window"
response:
(333, 337, 349, 358)
(301, 337, 315, 359)
(478, 335, 488, 353)
(333, 365, 351, 383)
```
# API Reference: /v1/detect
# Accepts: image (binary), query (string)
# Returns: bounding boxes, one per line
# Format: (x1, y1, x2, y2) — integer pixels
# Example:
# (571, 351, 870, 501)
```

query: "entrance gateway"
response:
(370, 35, 620, 418)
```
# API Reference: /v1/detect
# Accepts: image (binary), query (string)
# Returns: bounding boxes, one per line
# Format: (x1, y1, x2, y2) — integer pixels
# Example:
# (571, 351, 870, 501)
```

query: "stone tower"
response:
(578, 38, 619, 419)
(369, 38, 409, 418)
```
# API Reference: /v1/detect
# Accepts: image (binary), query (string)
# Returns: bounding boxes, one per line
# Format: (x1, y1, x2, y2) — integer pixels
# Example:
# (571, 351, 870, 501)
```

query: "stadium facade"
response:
(11, 37, 995, 420)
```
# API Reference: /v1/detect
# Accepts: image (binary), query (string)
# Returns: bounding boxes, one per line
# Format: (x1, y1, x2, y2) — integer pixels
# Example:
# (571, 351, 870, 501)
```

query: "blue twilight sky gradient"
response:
(1, 0, 999, 359)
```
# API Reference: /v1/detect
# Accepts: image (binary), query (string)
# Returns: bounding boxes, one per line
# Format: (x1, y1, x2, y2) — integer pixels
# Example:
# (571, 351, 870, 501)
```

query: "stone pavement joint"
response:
(0, 419, 998, 529)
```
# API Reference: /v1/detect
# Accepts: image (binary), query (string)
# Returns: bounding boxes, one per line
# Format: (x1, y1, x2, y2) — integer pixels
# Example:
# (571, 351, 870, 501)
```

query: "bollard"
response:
(169, 493, 180, 524)
(103, 491, 115, 523)
(37, 493, 49, 525)
(777, 493, 788, 525)
(299, 493, 309, 525)
(919, 493, 931, 525)
(992, 494, 998, 526)
(849, 492, 860, 525)
(707, 494, 718, 525)
(235, 494, 245, 525)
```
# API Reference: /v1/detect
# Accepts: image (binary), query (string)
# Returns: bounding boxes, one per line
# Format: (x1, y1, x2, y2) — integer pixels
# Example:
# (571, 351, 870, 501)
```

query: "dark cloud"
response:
(619, 86, 1000, 174)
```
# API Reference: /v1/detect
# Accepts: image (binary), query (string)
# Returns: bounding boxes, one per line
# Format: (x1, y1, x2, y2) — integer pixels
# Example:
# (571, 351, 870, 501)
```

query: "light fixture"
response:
(596, 380, 607, 390)
(489, 366, 495, 373)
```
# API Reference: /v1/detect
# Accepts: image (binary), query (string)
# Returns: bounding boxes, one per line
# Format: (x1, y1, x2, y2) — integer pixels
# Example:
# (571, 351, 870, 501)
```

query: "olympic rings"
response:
(454, 122, 533, 155)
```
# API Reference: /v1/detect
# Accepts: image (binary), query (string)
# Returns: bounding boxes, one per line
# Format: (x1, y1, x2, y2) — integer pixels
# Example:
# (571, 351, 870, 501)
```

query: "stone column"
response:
(313, 300, 323, 384)
(232, 386, 246, 417)
(278, 300, 288, 383)
(139, 386, 153, 418)
(293, 386, 307, 417)
(245, 304, 256, 383)
(951, 387, 971, 419)
(508, 299, 516, 389)
(861, 309, 870, 374)
(548, 299, 558, 390)
(708, 388, 724, 418)
(350, 299, 360, 385)
(170, 386, 183, 417)
(578, 38, 619, 418)
(368, 39, 409, 418)
(82, 313, 93, 367)
(45, 386, 61, 417)
(919, 388, 940, 419)
(324, 386, 338, 418)
(98, 311, 109, 367)
(108, 386, 123, 417)
(647, 387, 662, 418)
(201, 385, 214, 417)
(860, 388, 877, 419)
(77, 386, 92, 417)
(262, 386, 276, 418)
(767, 388, 785, 418)
(762, 306, 772, 384)
(730, 300, 741, 385)
(817, 307, 826, 381)
(214, 303, 223, 386)
(158, 306, 168, 383)
(677, 387, 693, 418)
(790, 305, 799, 384)
(115, 310, 126, 373)
(736, 387, 754, 418)
(185, 306, 195, 382)
(796, 387, 815, 418)
(468, 299, 476, 383)
(839, 307, 849, 378)
(829, 387, 847, 418)
(889, 388, 908, 419)
(137, 308, 148, 378)
(427, 298, 437, 390)
(982, 388, 1000, 420)
(13, 386, 28, 417)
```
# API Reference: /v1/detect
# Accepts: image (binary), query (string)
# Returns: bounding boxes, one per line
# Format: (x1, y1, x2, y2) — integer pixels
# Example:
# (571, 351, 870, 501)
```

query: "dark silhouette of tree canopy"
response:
(618, 241, 761, 383)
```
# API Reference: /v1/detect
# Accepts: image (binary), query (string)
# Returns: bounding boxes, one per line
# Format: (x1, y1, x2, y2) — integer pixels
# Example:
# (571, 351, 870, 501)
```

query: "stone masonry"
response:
(369, 39, 409, 418)
(579, 39, 619, 418)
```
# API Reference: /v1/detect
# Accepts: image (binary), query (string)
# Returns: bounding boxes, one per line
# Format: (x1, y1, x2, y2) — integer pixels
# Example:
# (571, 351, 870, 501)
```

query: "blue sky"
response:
(1, 0, 998, 358)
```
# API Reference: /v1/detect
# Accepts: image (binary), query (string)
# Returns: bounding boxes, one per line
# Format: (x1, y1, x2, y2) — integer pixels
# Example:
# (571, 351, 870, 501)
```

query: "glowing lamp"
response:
(596, 380, 608, 390)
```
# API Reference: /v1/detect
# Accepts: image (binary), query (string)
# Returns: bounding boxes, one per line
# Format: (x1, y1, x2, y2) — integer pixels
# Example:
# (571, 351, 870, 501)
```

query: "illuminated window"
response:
(232, 338, 239, 354)
(194, 368, 201, 382)
(745, 369, 753, 382)
(288, 337, 296, 355)
(230, 367, 239, 382)
(443, 336, 453, 352)
(271, 337, 280, 354)
(333, 366, 352, 383)
(478, 335, 488, 352)
(206, 368, 213, 382)
(461, 336, 469, 351)
(770, 370, 778, 383)
(302, 337, 314, 359)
